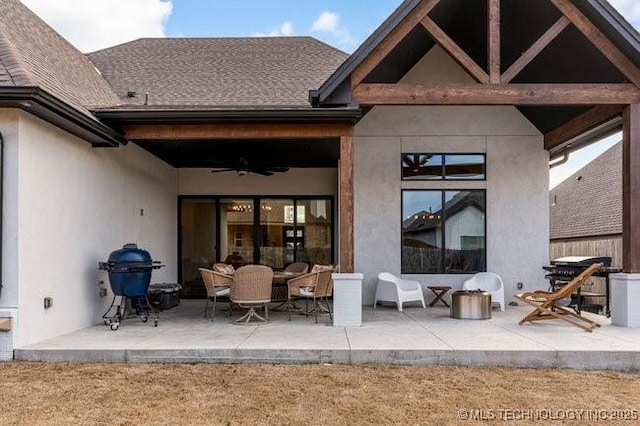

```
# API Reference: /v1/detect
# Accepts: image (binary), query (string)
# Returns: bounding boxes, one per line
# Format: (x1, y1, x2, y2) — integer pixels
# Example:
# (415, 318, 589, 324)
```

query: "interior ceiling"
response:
(134, 138, 340, 168)
(364, 0, 628, 134)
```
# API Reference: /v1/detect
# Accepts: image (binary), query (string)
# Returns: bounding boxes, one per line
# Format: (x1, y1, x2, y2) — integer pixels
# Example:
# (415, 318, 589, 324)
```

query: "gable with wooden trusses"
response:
(312, 0, 640, 156)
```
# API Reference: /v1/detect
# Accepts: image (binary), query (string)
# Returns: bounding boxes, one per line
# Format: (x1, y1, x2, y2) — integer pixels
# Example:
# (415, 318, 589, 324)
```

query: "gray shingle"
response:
(550, 142, 622, 240)
(0, 0, 120, 114)
(88, 37, 348, 108)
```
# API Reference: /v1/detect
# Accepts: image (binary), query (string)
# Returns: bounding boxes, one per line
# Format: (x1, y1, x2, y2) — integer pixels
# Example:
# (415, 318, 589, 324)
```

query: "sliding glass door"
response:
(179, 196, 334, 295)
(180, 199, 217, 298)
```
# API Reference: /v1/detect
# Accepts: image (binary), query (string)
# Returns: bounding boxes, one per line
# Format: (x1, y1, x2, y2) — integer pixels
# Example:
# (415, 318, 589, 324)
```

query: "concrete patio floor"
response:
(14, 300, 640, 371)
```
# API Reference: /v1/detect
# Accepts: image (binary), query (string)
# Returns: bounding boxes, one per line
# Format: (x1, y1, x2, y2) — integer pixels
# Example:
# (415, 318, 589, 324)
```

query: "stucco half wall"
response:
(0, 110, 177, 347)
(353, 47, 549, 305)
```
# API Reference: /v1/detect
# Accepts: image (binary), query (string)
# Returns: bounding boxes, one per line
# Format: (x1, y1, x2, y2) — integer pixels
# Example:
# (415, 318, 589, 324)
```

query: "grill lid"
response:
(108, 243, 152, 265)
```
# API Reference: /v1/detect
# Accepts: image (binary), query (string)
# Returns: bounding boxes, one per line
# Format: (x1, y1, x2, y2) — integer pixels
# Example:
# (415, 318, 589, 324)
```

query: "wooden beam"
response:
(549, 0, 640, 87)
(622, 104, 640, 272)
(544, 104, 623, 150)
(351, 0, 440, 87)
(421, 16, 491, 84)
(488, 0, 501, 84)
(352, 83, 640, 106)
(122, 123, 354, 140)
(502, 16, 570, 84)
(339, 135, 354, 273)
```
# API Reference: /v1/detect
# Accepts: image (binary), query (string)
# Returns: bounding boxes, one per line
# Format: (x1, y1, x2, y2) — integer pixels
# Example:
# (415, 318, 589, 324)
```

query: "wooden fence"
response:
(549, 236, 622, 268)
(549, 236, 621, 309)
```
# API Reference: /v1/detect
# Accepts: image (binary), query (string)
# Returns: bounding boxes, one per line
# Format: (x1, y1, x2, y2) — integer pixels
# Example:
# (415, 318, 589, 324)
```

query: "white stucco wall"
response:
(7, 111, 177, 346)
(178, 168, 337, 196)
(354, 47, 549, 304)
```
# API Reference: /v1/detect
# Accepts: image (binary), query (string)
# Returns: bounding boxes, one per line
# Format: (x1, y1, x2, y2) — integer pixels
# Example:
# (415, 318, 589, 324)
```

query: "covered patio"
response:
(14, 302, 640, 371)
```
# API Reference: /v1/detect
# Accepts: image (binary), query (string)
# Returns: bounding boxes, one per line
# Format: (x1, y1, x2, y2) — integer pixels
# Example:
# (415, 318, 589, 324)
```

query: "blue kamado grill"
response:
(100, 244, 164, 330)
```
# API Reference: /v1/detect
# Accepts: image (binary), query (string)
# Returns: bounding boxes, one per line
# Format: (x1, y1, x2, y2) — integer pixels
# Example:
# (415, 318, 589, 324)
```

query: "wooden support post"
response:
(339, 135, 354, 273)
(623, 104, 640, 272)
(488, 0, 500, 84)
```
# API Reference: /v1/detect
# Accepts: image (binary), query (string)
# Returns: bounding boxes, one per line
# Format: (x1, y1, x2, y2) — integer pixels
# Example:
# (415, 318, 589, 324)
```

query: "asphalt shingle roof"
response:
(550, 142, 622, 240)
(0, 0, 120, 115)
(88, 37, 348, 109)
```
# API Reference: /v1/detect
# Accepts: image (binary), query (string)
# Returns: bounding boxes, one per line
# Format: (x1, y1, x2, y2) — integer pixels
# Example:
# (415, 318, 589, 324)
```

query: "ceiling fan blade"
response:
(210, 168, 235, 173)
(251, 169, 275, 176)
(267, 167, 290, 173)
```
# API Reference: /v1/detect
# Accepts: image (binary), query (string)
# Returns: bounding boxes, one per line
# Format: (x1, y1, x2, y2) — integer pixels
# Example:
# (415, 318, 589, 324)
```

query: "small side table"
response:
(427, 286, 452, 307)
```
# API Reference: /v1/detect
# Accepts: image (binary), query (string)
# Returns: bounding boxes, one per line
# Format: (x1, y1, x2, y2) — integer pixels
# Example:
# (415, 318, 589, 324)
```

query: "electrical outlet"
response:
(43, 297, 53, 309)
(517, 282, 524, 290)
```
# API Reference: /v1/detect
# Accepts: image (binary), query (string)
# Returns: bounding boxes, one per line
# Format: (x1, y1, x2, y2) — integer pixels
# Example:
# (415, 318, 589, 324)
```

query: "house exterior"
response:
(550, 141, 622, 267)
(1, 0, 640, 358)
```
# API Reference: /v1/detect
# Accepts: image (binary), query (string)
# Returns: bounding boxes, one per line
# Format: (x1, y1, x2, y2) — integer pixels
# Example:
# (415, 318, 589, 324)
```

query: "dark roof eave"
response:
(93, 107, 362, 124)
(0, 87, 126, 147)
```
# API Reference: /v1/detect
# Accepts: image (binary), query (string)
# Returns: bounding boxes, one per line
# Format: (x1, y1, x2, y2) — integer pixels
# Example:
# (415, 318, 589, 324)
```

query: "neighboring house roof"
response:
(0, 0, 120, 116)
(550, 141, 622, 240)
(88, 37, 348, 109)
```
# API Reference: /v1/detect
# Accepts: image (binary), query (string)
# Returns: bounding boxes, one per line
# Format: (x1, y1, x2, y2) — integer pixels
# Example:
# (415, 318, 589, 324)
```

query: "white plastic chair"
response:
(374, 272, 426, 312)
(463, 272, 505, 311)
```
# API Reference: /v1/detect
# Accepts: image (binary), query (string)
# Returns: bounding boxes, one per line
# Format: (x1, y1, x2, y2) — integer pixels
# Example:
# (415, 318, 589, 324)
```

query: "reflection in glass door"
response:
(219, 199, 254, 267)
(180, 199, 217, 298)
(296, 199, 332, 266)
(259, 199, 293, 269)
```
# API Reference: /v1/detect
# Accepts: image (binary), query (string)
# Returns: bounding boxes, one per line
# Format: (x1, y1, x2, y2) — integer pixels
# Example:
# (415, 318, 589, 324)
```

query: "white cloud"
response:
(20, 0, 173, 53)
(311, 11, 357, 52)
(609, 0, 640, 29)
(254, 21, 295, 37)
(311, 11, 339, 32)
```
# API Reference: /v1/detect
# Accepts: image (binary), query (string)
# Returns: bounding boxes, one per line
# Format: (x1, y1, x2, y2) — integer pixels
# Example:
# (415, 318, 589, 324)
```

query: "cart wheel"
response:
(104, 319, 111, 325)
(154, 318, 158, 327)
(141, 316, 148, 323)
(110, 323, 119, 331)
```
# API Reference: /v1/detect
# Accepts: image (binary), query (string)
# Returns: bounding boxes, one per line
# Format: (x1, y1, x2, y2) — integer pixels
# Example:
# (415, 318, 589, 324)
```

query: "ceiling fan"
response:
(210, 157, 289, 176)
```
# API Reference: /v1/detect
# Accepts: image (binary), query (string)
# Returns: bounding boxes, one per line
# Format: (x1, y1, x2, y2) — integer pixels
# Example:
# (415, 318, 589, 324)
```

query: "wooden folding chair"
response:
(514, 263, 603, 332)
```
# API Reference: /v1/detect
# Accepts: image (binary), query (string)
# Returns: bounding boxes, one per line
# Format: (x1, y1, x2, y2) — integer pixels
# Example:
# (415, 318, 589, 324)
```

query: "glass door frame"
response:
(178, 195, 335, 284)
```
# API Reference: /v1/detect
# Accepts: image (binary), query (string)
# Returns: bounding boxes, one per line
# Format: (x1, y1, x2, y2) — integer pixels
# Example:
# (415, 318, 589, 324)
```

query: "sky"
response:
(17, 0, 640, 187)
(19, 0, 402, 53)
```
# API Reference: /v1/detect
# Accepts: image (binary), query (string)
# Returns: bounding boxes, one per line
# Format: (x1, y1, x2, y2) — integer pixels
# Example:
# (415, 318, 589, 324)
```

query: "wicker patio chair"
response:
(199, 268, 232, 321)
(284, 262, 309, 274)
(230, 265, 274, 324)
(287, 269, 333, 323)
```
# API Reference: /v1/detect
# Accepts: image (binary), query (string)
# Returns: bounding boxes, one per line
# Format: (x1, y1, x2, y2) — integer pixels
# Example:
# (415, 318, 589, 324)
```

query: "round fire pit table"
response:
(451, 290, 492, 320)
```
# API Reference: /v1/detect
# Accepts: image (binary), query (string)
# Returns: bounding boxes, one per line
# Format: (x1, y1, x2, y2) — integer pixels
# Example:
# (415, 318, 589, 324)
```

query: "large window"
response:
(402, 190, 486, 274)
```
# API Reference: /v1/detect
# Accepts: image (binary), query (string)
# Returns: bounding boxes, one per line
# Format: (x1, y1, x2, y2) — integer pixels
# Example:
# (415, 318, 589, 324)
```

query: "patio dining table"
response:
(271, 271, 304, 302)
